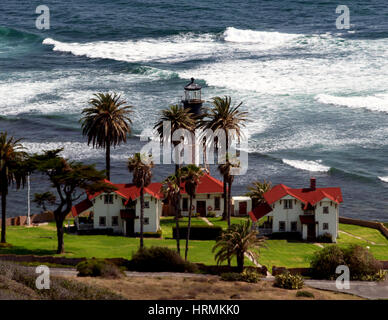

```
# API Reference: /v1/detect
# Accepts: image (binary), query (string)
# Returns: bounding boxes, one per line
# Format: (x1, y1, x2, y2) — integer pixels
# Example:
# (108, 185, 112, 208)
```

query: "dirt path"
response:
(339, 230, 376, 244)
(200, 217, 213, 226)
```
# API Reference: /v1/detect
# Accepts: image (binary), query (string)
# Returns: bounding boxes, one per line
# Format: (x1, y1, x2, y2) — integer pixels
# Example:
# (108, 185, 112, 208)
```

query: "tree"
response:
(213, 220, 265, 272)
(161, 174, 181, 254)
(81, 92, 134, 180)
(246, 180, 272, 209)
(154, 105, 196, 219)
(0, 132, 28, 243)
(128, 153, 154, 249)
(201, 96, 247, 220)
(180, 164, 204, 261)
(30, 149, 116, 253)
(33, 191, 56, 212)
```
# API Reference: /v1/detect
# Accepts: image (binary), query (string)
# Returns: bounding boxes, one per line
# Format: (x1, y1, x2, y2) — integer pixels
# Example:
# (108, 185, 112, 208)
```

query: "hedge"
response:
(269, 232, 302, 240)
(173, 225, 222, 240)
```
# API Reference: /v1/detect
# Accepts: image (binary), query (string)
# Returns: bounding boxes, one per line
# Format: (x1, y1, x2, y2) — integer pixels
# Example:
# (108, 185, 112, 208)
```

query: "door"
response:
(126, 218, 135, 237)
(196, 201, 206, 217)
(307, 223, 316, 241)
(239, 201, 247, 216)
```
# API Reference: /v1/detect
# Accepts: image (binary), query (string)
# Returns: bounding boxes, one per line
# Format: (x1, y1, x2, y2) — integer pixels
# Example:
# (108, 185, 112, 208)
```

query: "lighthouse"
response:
(182, 78, 204, 115)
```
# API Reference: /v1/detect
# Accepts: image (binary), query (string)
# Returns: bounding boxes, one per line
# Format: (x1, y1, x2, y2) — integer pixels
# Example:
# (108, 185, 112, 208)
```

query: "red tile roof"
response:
(264, 183, 343, 209)
(180, 174, 224, 194)
(248, 203, 273, 222)
(71, 198, 93, 217)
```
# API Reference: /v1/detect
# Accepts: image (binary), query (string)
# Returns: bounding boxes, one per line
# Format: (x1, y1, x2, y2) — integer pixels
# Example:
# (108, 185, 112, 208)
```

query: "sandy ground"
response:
(72, 275, 362, 300)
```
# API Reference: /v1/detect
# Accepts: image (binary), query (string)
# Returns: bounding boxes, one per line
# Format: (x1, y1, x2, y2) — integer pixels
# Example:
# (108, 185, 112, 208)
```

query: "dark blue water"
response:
(1, 0, 387, 219)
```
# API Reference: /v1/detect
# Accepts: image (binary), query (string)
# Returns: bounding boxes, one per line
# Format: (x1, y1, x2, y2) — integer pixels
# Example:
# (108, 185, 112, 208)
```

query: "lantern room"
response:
(182, 77, 204, 115)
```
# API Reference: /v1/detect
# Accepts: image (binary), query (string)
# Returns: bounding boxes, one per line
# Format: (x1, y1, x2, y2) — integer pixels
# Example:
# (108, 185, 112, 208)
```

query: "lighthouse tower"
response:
(182, 78, 204, 115)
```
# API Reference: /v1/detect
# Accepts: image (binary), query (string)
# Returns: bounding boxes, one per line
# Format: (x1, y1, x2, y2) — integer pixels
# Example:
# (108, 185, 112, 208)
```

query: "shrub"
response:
(274, 272, 304, 290)
(173, 225, 222, 240)
(220, 270, 261, 283)
(129, 246, 197, 273)
(310, 245, 384, 281)
(316, 232, 333, 243)
(134, 229, 162, 238)
(76, 258, 123, 278)
(310, 245, 345, 280)
(296, 290, 314, 298)
(207, 212, 216, 218)
(343, 245, 383, 280)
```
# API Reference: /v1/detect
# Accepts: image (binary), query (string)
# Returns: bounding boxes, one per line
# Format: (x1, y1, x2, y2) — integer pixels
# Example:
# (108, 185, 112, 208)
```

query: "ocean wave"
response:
(282, 159, 330, 172)
(223, 27, 299, 44)
(378, 176, 388, 183)
(0, 26, 41, 41)
(315, 93, 388, 113)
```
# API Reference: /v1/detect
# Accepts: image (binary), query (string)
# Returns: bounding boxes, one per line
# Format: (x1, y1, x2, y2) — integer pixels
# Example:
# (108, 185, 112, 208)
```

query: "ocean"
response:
(0, 0, 387, 220)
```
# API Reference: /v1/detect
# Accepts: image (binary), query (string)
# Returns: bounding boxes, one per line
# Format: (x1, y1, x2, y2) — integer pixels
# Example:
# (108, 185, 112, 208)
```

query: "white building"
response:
(231, 196, 252, 216)
(180, 174, 224, 217)
(249, 178, 343, 242)
(71, 180, 163, 236)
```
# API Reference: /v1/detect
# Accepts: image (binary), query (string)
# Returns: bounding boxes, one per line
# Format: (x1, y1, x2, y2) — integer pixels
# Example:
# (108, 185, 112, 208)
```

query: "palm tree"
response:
(0, 132, 28, 243)
(81, 92, 134, 180)
(180, 164, 204, 261)
(161, 174, 181, 254)
(128, 153, 154, 249)
(201, 96, 247, 220)
(213, 220, 265, 272)
(154, 105, 196, 219)
(246, 180, 272, 209)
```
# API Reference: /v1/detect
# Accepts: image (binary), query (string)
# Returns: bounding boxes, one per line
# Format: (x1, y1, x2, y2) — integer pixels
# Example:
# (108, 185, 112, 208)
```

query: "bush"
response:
(173, 225, 222, 240)
(343, 245, 383, 280)
(134, 229, 162, 238)
(274, 272, 304, 290)
(310, 245, 345, 280)
(207, 212, 216, 218)
(129, 246, 198, 273)
(76, 258, 124, 278)
(316, 232, 333, 243)
(220, 270, 261, 283)
(310, 245, 384, 281)
(296, 290, 314, 298)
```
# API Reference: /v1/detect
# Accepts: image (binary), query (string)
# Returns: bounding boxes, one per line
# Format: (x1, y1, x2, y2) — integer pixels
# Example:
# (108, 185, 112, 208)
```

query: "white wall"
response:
(232, 197, 252, 216)
(180, 193, 224, 217)
(91, 192, 161, 234)
(267, 195, 339, 242)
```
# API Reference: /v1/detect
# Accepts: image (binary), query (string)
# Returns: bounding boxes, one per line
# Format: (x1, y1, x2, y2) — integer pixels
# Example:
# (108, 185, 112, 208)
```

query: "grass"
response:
(207, 217, 249, 229)
(160, 217, 208, 238)
(0, 221, 251, 267)
(338, 223, 388, 244)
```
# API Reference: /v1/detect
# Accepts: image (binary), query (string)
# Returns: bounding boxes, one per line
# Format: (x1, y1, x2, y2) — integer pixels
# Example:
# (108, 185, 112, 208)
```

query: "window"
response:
(279, 221, 285, 232)
(214, 197, 221, 210)
(182, 198, 188, 211)
(323, 206, 329, 214)
(104, 194, 113, 204)
(144, 201, 150, 209)
(112, 216, 118, 226)
(291, 221, 297, 232)
(284, 199, 293, 209)
(99, 216, 106, 226)
(323, 223, 329, 230)
(143, 217, 149, 225)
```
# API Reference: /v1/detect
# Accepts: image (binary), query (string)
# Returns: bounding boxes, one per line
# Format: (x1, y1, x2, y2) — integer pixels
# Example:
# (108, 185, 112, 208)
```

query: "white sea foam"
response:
(223, 27, 299, 44)
(282, 159, 330, 172)
(23, 141, 134, 161)
(378, 176, 388, 183)
(315, 93, 388, 113)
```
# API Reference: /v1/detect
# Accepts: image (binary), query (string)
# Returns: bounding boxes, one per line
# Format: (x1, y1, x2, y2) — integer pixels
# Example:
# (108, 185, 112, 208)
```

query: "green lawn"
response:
(207, 217, 249, 229)
(1, 219, 387, 270)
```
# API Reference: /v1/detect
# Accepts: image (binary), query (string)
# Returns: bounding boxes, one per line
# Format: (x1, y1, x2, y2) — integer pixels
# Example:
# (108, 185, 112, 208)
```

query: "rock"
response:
(230, 294, 241, 299)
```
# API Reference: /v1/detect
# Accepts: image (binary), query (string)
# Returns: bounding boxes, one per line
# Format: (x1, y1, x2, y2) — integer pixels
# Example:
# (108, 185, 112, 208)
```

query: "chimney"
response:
(310, 177, 316, 190)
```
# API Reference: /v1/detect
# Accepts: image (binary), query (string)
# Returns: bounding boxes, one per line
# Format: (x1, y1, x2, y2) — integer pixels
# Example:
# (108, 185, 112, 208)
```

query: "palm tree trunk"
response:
(227, 180, 232, 228)
(55, 214, 65, 254)
(185, 196, 193, 261)
(237, 253, 244, 273)
(1, 169, 7, 244)
(1, 190, 6, 244)
(140, 187, 144, 249)
(106, 140, 111, 181)
(222, 176, 227, 220)
(174, 201, 180, 255)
